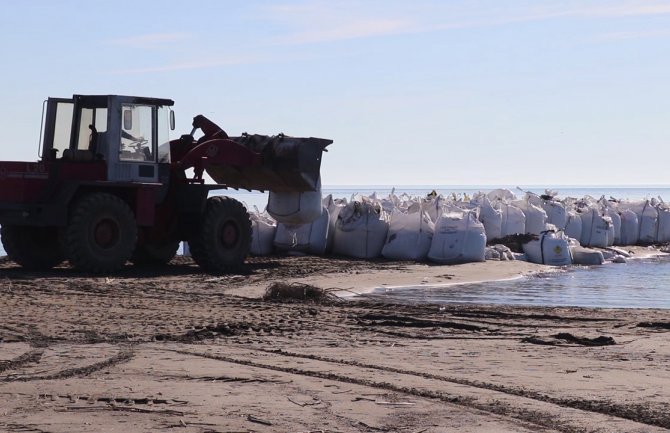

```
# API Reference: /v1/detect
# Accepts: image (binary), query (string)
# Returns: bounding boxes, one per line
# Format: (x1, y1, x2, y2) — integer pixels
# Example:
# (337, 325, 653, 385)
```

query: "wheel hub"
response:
(94, 218, 119, 249)
(220, 221, 239, 248)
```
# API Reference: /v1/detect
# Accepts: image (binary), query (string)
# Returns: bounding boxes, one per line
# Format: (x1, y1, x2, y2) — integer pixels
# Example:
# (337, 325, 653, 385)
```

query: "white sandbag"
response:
(579, 209, 610, 248)
(513, 200, 547, 235)
(620, 200, 658, 244)
(487, 188, 516, 202)
(542, 200, 567, 230)
(323, 194, 346, 253)
(428, 209, 486, 264)
(421, 194, 449, 224)
(522, 231, 572, 266)
(333, 201, 389, 259)
(496, 202, 526, 237)
(381, 210, 434, 261)
(638, 202, 659, 244)
(267, 178, 322, 224)
(250, 210, 276, 256)
(656, 205, 670, 243)
(605, 208, 621, 246)
(564, 209, 583, 241)
(618, 209, 639, 246)
(570, 245, 605, 266)
(274, 206, 330, 255)
(478, 197, 502, 241)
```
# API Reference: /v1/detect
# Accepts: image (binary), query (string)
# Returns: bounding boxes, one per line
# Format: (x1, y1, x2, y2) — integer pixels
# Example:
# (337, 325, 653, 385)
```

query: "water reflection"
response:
(364, 256, 670, 309)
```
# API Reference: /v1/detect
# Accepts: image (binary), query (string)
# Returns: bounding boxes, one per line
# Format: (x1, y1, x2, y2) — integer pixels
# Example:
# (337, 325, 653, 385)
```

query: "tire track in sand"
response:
(165, 345, 667, 433)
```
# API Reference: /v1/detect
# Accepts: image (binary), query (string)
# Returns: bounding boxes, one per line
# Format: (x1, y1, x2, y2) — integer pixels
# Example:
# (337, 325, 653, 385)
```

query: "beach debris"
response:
(637, 322, 670, 330)
(247, 414, 273, 426)
(522, 333, 616, 346)
(488, 233, 538, 253)
(484, 245, 515, 261)
(263, 282, 340, 303)
(612, 255, 627, 263)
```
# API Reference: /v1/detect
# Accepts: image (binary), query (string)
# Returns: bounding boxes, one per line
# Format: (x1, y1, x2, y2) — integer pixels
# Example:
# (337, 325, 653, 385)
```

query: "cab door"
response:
(108, 104, 159, 183)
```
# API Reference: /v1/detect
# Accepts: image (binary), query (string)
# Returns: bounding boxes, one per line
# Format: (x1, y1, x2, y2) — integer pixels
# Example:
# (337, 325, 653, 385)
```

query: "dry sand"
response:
(1, 252, 670, 432)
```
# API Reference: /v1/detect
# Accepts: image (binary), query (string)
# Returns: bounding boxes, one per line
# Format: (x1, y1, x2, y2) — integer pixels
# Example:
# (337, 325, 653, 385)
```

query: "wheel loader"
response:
(0, 94, 331, 273)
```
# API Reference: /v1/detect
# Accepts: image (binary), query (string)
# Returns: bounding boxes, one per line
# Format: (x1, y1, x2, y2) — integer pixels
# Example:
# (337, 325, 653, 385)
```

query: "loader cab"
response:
(41, 94, 175, 183)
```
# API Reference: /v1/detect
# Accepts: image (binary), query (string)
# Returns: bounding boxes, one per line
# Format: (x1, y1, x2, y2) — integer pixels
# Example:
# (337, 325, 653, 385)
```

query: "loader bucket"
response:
(205, 134, 332, 192)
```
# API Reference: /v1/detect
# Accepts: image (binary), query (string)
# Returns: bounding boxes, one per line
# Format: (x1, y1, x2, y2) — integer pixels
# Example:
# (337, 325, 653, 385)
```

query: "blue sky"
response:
(1, 0, 669, 186)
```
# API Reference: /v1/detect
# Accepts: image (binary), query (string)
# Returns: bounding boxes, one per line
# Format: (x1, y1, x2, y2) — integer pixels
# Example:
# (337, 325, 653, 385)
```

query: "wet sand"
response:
(1, 254, 670, 432)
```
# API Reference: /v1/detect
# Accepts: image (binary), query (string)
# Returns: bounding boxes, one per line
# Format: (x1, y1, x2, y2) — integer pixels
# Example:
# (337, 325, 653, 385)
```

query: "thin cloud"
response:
(260, 1, 670, 45)
(110, 56, 258, 74)
(596, 29, 670, 41)
(275, 18, 414, 44)
(109, 32, 192, 49)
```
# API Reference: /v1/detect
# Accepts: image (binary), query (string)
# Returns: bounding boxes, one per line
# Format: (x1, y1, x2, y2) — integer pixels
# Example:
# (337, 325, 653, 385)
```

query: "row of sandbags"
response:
(249, 189, 667, 267)
(251, 194, 487, 264)
(477, 189, 670, 248)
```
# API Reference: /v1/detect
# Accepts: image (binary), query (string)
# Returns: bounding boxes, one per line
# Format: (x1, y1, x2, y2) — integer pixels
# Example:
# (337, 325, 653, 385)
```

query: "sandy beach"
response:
(1, 253, 670, 433)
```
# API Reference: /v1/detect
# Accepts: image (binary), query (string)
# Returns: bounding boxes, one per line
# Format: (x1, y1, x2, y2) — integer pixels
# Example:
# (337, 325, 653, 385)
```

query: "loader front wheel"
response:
(1, 225, 64, 270)
(63, 193, 137, 273)
(188, 196, 251, 273)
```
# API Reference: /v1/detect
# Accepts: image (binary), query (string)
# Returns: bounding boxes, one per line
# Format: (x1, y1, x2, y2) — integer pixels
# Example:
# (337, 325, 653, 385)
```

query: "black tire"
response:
(188, 196, 251, 273)
(0, 225, 64, 270)
(62, 193, 137, 273)
(131, 240, 180, 266)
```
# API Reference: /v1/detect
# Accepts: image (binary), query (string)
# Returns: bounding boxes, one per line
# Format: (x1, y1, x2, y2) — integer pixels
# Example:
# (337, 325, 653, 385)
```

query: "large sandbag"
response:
(250, 210, 276, 256)
(564, 209, 582, 240)
(333, 201, 389, 259)
(487, 188, 516, 202)
(323, 194, 346, 253)
(497, 203, 526, 237)
(513, 200, 547, 235)
(478, 197, 502, 241)
(570, 245, 605, 265)
(428, 209, 486, 264)
(638, 202, 659, 244)
(522, 231, 572, 266)
(422, 194, 448, 224)
(267, 178, 322, 224)
(542, 200, 567, 230)
(579, 209, 610, 248)
(619, 209, 639, 246)
(620, 200, 658, 244)
(274, 206, 330, 255)
(656, 205, 670, 243)
(605, 208, 621, 246)
(381, 210, 434, 261)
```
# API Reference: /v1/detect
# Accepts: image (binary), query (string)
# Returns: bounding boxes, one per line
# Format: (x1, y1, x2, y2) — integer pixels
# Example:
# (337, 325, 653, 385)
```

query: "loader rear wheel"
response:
(131, 240, 180, 266)
(0, 225, 64, 270)
(63, 193, 137, 273)
(188, 196, 251, 273)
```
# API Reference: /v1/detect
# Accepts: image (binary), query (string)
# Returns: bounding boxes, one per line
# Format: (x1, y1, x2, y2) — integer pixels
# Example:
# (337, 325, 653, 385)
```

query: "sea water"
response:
(3, 185, 670, 309)
(366, 255, 670, 309)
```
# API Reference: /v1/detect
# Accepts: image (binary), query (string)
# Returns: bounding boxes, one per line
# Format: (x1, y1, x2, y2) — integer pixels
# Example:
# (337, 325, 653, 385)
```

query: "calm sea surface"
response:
(361, 255, 670, 309)
(3, 185, 670, 309)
